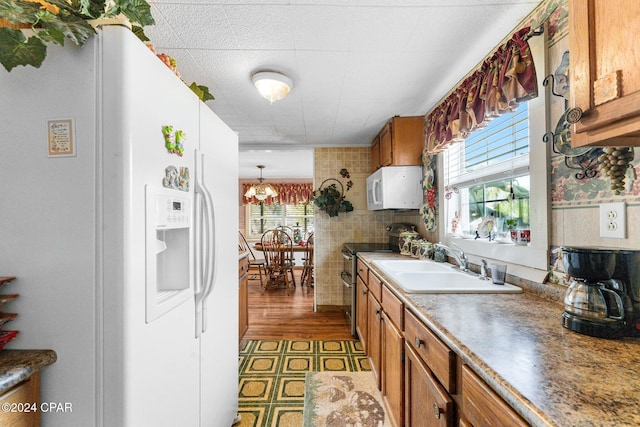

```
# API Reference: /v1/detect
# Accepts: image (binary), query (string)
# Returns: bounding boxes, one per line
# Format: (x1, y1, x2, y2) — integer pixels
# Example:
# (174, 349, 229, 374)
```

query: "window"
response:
(444, 102, 530, 235)
(440, 32, 548, 274)
(247, 203, 314, 239)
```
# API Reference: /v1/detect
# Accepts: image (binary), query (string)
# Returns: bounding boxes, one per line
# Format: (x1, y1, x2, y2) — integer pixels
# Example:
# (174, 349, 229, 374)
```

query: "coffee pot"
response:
(561, 247, 634, 338)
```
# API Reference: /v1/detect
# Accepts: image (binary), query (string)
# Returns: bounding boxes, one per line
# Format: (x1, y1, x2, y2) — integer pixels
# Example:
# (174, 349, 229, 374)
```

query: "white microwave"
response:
(366, 166, 423, 210)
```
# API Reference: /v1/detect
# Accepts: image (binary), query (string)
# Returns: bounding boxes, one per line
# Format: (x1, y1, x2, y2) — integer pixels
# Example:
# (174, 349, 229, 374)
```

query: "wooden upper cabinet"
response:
(379, 122, 393, 167)
(371, 116, 425, 172)
(569, 0, 640, 147)
(371, 135, 381, 172)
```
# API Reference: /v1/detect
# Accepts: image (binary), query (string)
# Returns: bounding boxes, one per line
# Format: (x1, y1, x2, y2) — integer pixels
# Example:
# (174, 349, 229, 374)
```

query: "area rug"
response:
(303, 371, 391, 427)
(237, 340, 369, 427)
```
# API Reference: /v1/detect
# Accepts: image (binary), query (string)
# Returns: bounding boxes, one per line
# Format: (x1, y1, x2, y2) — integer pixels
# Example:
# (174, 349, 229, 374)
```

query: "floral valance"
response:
(425, 27, 538, 155)
(242, 182, 314, 205)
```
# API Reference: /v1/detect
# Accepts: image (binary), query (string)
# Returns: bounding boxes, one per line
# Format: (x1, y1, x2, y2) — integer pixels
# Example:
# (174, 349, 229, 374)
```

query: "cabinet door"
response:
(371, 135, 381, 172)
(356, 275, 369, 349)
(0, 373, 41, 427)
(238, 257, 249, 341)
(461, 365, 528, 427)
(390, 116, 424, 165)
(404, 343, 453, 427)
(239, 273, 248, 341)
(379, 122, 393, 167)
(382, 311, 404, 427)
(569, 0, 640, 147)
(368, 292, 382, 388)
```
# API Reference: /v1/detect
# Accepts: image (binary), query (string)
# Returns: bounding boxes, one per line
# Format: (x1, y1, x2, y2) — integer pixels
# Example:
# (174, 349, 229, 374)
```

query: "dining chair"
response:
(238, 231, 266, 287)
(260, 229, 296, 294)
(274, 226, 297, 283)
(300, 233, 314, 289)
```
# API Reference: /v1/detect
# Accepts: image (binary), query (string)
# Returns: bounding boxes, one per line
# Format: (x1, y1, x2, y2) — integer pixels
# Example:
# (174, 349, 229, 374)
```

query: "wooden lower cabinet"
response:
(356, 262, 527, 427)
(460, 365, 527, 427)
(382, 310, 404, 427)
(367, 292, 382, 388)
(404, 343, 453, 427)
(0, 373, 41, 427)
(356, 275, 369, 350)
(239, 255, 249, 341)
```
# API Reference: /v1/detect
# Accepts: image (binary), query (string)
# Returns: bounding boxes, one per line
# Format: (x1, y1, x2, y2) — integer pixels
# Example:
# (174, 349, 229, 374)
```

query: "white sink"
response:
(372, 260, 522, 294)
(374, 259, 453, 273)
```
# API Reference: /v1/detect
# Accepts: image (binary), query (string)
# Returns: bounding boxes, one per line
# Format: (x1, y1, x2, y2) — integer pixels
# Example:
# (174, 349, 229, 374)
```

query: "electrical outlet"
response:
(599, 202, 626, 239)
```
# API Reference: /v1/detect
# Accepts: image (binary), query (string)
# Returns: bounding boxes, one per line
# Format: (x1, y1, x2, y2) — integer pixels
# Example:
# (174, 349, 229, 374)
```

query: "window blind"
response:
(444, 102, 529, 188)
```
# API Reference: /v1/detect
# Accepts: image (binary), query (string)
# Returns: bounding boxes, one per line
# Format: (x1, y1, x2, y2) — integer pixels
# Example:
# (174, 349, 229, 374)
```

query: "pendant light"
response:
(244, 165, 278, 201)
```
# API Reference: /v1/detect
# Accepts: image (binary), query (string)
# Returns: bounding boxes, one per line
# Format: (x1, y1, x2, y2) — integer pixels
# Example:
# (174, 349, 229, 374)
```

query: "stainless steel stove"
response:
(341, 242, 393, 337)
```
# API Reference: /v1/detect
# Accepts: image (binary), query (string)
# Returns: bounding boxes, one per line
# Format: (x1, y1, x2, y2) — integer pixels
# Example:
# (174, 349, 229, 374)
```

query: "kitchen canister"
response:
(399, 230, 419, 255)
(418, 241, 435, 260)
(410, 238, 425, 258)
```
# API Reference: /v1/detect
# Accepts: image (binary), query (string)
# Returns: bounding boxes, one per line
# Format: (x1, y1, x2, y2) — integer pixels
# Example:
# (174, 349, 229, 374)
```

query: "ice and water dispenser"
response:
(145, 185, 192, 323)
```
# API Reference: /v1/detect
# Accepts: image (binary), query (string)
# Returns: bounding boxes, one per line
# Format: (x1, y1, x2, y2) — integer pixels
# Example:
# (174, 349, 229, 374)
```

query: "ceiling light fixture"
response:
(252, 71, 292, 103)
(244, 165, 278, 201)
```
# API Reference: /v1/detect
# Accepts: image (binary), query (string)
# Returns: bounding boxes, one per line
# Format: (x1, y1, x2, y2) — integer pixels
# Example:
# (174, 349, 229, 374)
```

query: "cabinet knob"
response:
(565, 107, 583, 124)
(433, 402, 444, 419)
(362, 289, 368, 295)
(415, 337, 424, 348)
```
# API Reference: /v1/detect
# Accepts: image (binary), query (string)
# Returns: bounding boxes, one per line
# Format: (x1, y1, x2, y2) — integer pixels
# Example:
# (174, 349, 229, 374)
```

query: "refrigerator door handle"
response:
(194, 150, 216, 336)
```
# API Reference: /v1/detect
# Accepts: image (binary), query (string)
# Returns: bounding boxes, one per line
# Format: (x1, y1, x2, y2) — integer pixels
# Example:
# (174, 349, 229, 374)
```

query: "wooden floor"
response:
(243, 268, 354, 340)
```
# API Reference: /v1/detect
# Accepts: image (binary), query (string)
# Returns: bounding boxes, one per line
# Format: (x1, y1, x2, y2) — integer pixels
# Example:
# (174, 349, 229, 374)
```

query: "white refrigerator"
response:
(0, 26, 238, 427)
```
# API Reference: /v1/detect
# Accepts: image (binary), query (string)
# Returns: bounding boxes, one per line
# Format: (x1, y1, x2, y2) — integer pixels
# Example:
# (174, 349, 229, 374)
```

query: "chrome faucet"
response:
(434, 242, 468, 271)
(479, 259, 489, 280)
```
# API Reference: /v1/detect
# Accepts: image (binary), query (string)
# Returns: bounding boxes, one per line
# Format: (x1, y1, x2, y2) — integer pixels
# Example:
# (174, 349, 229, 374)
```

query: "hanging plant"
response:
(312, 178, 353, 217)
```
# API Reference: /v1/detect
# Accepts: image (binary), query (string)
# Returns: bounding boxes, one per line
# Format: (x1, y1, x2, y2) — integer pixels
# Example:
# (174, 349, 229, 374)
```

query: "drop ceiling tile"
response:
(151, 3, 238, 50)
(347, 6, 421, 52)
(289, 5, 356, 51)
(224, 5, 296, 49)
(242, 49, 299, 83)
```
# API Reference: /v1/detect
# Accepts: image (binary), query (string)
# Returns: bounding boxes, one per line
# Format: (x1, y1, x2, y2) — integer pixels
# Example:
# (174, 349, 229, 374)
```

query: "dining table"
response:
(253, 242, 310, 252)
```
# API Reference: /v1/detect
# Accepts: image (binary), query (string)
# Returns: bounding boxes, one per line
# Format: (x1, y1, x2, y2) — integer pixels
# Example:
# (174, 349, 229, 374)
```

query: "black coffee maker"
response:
(561, 247, 640, 338)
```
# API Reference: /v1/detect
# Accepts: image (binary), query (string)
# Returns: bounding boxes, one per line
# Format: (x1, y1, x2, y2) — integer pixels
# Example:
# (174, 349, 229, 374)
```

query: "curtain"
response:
(425, 27, 538, 155)
(242, 182, 314, 205)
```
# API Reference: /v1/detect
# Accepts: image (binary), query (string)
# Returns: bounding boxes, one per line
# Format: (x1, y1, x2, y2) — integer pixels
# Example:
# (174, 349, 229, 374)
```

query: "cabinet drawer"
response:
(356, 258, 368, 282)
(461, 365, 528, 427)
(381, 284, 403, 330)
(404, 308, 455, 393)
(368, 272, 382, 302)
(239, 256, 249, 277)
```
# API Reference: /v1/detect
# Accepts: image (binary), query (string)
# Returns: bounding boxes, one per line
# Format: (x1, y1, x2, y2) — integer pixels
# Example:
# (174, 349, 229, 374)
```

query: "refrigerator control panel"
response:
(156, 196, 191, 229)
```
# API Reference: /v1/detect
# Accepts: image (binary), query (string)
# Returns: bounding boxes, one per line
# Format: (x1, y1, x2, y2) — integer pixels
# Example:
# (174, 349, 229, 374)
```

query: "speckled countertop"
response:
(0, 350, 56, 394)
(358, 252, 640, 427)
